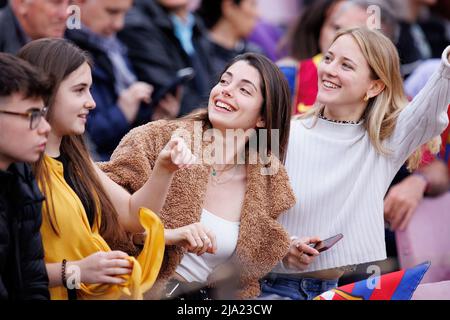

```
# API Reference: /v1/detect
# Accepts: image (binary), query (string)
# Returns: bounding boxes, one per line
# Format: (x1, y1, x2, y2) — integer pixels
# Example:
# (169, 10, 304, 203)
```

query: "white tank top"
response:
(175, 209, 240, 283)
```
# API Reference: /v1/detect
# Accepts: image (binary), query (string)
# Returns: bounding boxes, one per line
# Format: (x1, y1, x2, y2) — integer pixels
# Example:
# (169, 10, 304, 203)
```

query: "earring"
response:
(364, 94, 370, 102)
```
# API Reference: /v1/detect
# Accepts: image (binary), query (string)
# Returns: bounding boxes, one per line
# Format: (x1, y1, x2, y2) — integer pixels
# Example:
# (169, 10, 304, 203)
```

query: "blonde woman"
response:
(260, 27, 450, 300)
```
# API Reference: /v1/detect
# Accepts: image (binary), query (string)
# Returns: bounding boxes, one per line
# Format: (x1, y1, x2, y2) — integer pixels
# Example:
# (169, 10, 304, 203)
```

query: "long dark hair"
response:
(281, 0, 342, 60)
(18, 38, 135, 253)
(196, 0, 242, 29)
(184, 52, 292, 163)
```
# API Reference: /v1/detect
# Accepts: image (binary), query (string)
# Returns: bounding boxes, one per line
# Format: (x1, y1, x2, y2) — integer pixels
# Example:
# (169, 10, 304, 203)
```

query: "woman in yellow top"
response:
(17, 39, 200, 300)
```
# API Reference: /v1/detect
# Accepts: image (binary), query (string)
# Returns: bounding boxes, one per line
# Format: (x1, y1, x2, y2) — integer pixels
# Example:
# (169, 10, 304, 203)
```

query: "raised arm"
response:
(390, 46, 450, 165)
(95, 136, 196, 233)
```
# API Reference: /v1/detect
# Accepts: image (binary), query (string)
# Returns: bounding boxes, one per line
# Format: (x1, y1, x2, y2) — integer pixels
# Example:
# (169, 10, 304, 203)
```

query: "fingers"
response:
(100, 253, 133, 276)
(169, 137, 196, 168)
(104, 267, 133, 276)
(158, 93, 180, 118)
(175, 86, 183, 100)
(183, 231, 199, 249)
(181, 223, 215, 256)
(103, 258, 133, 269)
(190, 234, 205, 255)
(151, 107, 165, 121)
(191, 226, 211, 256)
(196, 230, 212, 256)
(300, 252, 315, 265)
(177, 147, 196, 169)
(105, 251, 129, 260)
(282, 236, 321, 271)
(307, 236, 322, 245)
(296, 237, 320, 256)
(389, 200, 410, 230)
(205, 229, 217, 254)
(130, 82, 153, 104)
(398, 207, 415, 231)
(99, 275, 127, 285)
(298, 243, 319, 257)
(282, 253, 311, 271)
(389, 209, 405, 230)
(384, 196, 393, 221)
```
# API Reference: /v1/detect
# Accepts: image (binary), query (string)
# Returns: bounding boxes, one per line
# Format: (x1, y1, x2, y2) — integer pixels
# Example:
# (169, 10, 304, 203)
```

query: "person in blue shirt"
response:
(66, 0, 154, 161)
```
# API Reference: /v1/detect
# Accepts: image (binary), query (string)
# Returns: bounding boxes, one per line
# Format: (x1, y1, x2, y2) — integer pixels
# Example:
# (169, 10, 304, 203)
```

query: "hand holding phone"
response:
(150, 67, 195, 108)
(308, 233, 343, 253)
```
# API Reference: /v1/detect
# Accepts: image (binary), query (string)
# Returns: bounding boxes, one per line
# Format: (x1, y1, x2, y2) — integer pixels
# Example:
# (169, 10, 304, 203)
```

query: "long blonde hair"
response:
(300, 27, 438, 170)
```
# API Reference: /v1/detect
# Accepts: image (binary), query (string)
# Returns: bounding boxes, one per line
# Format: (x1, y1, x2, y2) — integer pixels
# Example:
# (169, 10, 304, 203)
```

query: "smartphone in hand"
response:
(309, 233, 343, 253)
(150, 67, 195, 107)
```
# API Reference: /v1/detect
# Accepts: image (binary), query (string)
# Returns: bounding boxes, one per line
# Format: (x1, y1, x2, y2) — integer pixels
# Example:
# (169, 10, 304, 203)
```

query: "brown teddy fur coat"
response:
(99, 119, 296, 299)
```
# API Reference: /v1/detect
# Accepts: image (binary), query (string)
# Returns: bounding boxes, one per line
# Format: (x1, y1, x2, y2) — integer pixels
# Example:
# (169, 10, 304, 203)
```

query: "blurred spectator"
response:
(280, 0, 344, 63)
(247, 20, 285, 62)
(196, 0, 261, 79)
(277, 0, 345, 114)
(0, 0, 69, 54)
(256, 0, 300, 27)
(118, 0, 215, 118)
(405, 59, 441, 98)
(442, 116, 450, 175)
(395, 0, 450, 77)
(66, 0, 154, 161)
(244, 0, 301, 62)
(430, 0, 450, 20)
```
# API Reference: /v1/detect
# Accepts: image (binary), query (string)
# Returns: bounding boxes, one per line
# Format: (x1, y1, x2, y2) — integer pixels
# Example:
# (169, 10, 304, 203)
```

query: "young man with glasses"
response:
(0, 53, 51, 300)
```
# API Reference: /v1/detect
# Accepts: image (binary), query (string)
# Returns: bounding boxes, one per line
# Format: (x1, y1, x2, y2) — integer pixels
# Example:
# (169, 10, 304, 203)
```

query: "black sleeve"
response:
(118, 12, 178, 89)
(0, 203, 10, 300)
(18, 225, 50, 300)
(16, 167, 49, 300)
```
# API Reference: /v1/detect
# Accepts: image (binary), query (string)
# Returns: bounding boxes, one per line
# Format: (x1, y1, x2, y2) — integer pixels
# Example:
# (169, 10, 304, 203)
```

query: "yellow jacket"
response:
(40, 155, 164, 300)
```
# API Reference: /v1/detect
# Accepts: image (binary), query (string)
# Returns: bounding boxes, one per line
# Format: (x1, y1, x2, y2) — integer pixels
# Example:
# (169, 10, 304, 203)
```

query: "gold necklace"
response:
(211, 164, 237, 185)
(211, 163, 236, 176)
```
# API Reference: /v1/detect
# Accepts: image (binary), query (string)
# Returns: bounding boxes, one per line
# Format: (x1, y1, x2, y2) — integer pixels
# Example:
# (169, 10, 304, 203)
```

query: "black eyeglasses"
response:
(0, 106, 48, 130)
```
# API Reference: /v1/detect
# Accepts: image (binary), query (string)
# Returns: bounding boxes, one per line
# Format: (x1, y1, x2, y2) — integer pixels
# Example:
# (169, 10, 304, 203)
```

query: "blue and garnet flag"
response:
(314, 262, 430, 300)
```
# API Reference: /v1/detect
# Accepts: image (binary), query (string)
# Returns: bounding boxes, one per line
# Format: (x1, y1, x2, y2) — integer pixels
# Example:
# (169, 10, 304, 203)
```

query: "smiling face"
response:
(0, 94, 51, 169)
(208, 60, 264, 132)
(316, 34, 377, 114)
(49, 62, 96, 137)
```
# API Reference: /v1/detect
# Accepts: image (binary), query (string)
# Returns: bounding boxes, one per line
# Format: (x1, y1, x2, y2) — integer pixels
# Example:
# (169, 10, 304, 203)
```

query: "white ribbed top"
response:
(274, 46, 450, 274)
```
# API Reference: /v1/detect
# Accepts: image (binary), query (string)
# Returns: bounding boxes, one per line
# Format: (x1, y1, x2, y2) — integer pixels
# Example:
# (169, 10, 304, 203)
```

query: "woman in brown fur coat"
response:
(99, 53, 296, 299)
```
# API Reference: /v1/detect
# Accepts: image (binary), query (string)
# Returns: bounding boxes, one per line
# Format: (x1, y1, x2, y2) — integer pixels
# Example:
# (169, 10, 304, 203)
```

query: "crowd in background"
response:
(0, 0, 449, 300)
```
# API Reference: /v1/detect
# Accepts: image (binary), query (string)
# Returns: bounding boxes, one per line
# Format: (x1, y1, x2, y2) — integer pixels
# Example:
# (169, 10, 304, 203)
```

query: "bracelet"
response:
(61, 259, 68, 289)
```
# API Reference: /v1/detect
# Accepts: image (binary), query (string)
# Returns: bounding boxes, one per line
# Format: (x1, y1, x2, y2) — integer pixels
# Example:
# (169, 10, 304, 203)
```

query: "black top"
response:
(208, 40, 262, 82)
(118, 0, 216, 116)
(0, 5, 29, 54)
(0, 163, 49, 300)
(397, 17, 449, 78)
